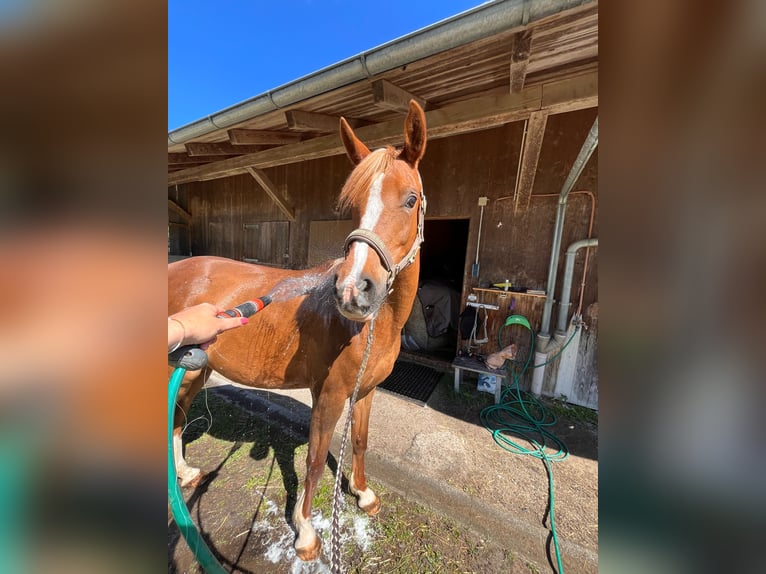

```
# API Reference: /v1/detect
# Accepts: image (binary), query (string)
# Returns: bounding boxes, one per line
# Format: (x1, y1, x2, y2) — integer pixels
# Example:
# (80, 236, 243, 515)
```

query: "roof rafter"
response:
(228, 129, 304, 145)
(371, 79, 428, 112)
(510, 29, 533, 93)
(185, 142, 270, 156)
(169, 71, 597, 186)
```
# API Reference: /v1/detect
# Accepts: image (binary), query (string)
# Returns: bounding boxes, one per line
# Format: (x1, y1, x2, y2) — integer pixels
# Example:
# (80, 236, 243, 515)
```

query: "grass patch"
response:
(545, 396, 598, 426)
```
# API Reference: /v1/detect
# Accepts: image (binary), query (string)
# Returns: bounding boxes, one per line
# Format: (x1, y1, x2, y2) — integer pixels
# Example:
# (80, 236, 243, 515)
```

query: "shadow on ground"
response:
(168, 389, 311, 573)
(168, 387, 526, 573)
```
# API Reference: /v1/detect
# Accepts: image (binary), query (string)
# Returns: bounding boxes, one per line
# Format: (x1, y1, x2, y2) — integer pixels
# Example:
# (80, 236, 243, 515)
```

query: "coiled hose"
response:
(480, 315, 579, 574)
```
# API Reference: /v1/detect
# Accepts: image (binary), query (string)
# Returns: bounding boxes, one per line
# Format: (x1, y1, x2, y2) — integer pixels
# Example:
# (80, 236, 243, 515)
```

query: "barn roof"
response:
(168, 0, 597, 185)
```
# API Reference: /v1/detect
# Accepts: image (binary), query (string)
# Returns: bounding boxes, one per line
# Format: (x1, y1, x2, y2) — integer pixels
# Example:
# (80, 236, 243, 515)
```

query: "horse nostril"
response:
(359, 278, 371, 293)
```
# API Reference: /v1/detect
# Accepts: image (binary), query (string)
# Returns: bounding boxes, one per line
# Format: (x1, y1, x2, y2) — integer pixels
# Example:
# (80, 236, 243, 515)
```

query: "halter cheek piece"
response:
(343, 191, 427, 294)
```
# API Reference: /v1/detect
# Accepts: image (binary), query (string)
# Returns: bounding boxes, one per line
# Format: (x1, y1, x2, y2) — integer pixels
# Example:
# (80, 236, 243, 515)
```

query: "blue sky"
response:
(169, 1, 487, 130)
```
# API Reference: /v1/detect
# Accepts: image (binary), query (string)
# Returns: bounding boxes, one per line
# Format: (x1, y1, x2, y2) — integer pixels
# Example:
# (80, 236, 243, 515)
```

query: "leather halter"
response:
(343, 187, 427, 293)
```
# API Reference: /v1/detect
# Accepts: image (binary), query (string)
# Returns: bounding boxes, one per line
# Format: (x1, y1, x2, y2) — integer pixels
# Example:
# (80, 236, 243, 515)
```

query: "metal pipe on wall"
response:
(556, 238, 598, 334)
(539, 116, 598, 339)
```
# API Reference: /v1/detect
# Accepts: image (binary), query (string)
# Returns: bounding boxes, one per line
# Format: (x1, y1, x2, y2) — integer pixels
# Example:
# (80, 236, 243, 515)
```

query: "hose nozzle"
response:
(217, 295, 272, 318)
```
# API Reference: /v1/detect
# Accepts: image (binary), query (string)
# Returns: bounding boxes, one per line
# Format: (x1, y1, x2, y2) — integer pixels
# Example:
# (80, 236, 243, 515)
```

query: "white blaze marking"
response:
(343, 171, 385, 289)
(360, 172, 385, 231)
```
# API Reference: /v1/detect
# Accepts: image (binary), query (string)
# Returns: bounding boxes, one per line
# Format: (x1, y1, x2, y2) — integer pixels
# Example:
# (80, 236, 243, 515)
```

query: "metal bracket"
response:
(467, 302, 499, 311)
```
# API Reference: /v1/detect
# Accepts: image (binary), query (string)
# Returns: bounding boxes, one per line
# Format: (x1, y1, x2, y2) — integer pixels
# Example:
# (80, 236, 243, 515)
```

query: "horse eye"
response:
(405, 194, 418, 209)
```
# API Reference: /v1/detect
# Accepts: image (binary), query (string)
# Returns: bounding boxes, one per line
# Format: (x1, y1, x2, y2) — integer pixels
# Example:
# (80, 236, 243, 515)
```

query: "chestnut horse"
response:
(168, 100, 427, 561)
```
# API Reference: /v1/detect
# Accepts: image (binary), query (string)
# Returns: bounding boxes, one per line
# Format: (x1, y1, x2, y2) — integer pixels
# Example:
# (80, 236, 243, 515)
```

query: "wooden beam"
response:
(510, 30, 533, 93)
(169, 163, 208, 171)
(169, 71, 597, 186)
(185, 142, 270, 156)
(285, 110, 371, 133)
(169, 153, 234, 165)
(513, 111, 548, 213)
(168, 199, 191, 222)
(372, 79, 427, 112)
(285, 110, 340, 133)
(227, 129, 303, 145)
(245, 167, 295, 222)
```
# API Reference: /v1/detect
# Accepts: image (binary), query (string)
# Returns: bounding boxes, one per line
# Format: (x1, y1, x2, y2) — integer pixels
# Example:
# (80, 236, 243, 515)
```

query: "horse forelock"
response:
(337, 147, 398, 214)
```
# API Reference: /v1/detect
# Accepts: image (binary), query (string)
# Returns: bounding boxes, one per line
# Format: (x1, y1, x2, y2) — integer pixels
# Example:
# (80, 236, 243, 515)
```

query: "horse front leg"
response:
(171, 367, 209, 487)
(293, 388, 345, 561)
(348, 389, 381, 515)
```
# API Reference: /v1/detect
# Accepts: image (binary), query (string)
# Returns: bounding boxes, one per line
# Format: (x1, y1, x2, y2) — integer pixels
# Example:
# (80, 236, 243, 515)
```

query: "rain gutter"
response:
(168, 0, 591, 146)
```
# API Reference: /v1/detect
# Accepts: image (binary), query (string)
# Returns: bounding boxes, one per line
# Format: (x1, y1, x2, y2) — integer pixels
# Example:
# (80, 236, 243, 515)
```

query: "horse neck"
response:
(385, 254, 420, 331)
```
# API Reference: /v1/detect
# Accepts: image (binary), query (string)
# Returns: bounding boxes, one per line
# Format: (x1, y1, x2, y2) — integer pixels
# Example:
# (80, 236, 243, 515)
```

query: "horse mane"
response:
(337, 147, 398, 214)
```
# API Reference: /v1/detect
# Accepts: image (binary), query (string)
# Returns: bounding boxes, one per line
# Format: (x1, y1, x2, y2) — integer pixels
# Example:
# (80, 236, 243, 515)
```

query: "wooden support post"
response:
(168, 199, 191, 222)
(514, 110, 548, 214)
(245, 167, 295, 222)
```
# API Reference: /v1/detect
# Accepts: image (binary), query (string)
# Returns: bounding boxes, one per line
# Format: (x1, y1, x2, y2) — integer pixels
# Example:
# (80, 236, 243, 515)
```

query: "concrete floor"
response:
(205, 364, 598, 573)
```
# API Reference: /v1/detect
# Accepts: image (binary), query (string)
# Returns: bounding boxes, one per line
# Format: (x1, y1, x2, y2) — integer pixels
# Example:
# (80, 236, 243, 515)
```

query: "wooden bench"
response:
(451, 356, 508, 404)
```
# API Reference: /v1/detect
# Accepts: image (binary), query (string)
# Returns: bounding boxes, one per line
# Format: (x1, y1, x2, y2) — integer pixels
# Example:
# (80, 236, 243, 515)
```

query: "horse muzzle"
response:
(333, 272, 382, 321)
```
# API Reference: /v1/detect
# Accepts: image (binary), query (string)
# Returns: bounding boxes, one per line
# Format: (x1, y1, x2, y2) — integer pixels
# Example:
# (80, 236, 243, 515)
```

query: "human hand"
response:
(168, 302, 248, 352)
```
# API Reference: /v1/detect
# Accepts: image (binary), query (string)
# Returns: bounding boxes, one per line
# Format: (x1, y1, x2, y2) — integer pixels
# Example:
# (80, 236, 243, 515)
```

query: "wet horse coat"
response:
(168, 101, 427, 561)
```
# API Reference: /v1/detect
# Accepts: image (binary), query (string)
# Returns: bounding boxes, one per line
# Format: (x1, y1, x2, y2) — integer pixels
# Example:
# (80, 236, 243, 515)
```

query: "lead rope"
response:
(330, 319, 375, 574)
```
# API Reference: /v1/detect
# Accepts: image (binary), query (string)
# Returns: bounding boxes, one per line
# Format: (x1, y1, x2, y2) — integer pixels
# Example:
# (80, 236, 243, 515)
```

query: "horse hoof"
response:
(295, 537, 321, 562)
(359, 497, 381, 516)
(179, 469, 204, 488)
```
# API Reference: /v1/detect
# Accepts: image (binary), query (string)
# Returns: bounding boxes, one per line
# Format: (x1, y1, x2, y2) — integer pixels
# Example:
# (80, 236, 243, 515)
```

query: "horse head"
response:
(334, 100, 427, 321)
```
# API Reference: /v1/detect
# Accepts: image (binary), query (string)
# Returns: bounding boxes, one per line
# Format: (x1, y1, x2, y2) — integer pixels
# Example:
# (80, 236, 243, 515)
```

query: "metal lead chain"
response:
(330, 320, 375, 574)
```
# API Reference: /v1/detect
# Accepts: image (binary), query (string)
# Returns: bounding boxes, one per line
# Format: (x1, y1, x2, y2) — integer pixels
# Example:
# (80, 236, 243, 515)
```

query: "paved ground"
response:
(180, 363, 598, 573)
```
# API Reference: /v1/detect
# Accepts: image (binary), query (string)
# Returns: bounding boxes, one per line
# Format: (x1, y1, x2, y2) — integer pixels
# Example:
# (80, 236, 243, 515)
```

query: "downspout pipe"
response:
(555, 238, 598, 335)
(539, 116, 598, 343)
(169, 0, 590, 144)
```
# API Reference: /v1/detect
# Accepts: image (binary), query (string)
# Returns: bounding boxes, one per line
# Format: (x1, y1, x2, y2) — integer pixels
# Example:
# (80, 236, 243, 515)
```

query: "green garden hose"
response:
(168, 298, 273, 572)
(169, 366, 228, 574)
(480, 315, 580, 574)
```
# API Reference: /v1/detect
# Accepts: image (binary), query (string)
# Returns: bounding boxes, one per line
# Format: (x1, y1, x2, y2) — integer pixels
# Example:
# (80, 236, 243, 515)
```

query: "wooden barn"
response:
(168, 0, 598, 409)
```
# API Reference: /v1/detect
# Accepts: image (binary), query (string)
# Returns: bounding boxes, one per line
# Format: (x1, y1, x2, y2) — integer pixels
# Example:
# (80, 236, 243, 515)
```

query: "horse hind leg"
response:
(171, 367, 210, 487)
(349, 390, 381, 516)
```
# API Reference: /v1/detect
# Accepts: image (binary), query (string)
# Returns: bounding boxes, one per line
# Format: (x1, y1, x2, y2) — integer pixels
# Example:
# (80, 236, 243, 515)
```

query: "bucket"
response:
(477, 374, 497, 394)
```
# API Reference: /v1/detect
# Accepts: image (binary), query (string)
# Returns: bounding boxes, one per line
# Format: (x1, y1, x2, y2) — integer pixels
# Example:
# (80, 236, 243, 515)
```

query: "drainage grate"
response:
(378, 361, 444, 405)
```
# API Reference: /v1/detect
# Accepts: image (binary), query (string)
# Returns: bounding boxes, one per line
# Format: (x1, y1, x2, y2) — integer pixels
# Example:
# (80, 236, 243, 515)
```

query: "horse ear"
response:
(340, 117, 371, 165)
(401, 100, 427, 167)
